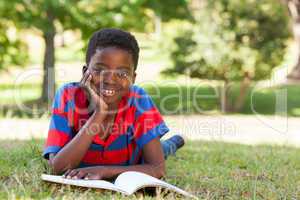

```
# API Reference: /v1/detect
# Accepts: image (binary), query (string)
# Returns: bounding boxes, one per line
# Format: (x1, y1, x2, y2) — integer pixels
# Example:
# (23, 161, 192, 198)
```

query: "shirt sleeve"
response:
(42, 84, 75, 159)
(132, 87, 169, 149)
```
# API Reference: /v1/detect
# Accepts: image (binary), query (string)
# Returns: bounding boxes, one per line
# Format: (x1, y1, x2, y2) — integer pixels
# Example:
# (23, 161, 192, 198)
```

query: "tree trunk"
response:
(41, 10, 56, 104)
(220, 79, 233, 113)
(286, 0, 300, 79)
(233, 73, 251, 112)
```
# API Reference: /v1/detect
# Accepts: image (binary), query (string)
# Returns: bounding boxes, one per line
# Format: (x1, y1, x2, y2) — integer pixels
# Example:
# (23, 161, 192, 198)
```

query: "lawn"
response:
(0, 139, 299, 199)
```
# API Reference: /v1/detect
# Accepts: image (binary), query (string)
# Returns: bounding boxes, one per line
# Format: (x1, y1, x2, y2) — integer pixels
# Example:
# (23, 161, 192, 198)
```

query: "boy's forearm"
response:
(64, 163, 166, 180)
(49, 113, 105, 174)
(105, 163, 166, 179)
(50, 131, 93, 174)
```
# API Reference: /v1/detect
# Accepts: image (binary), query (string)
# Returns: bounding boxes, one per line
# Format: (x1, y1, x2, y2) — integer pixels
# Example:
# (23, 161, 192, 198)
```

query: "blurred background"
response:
(0, 0, 299, 146)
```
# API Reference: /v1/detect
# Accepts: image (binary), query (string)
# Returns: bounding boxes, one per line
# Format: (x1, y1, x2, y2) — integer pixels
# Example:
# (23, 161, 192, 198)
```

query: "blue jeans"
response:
(160, 139, 181, 159)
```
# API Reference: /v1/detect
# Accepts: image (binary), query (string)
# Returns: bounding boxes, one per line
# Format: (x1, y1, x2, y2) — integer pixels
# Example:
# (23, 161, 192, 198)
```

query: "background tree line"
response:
(0, 0, 299, 113)
(0, 0, 190, 102)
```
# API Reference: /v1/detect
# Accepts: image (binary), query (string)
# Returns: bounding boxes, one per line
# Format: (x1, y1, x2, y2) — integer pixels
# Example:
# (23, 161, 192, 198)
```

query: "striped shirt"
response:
(43, 82, 169, 166)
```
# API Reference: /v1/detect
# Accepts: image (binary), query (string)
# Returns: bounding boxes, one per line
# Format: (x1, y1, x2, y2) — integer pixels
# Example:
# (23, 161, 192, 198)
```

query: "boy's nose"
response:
(102, 70, 117, 83)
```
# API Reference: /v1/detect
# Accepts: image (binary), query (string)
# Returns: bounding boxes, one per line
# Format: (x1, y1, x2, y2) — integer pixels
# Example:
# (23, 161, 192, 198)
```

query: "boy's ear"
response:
(82, 65, 88, 75)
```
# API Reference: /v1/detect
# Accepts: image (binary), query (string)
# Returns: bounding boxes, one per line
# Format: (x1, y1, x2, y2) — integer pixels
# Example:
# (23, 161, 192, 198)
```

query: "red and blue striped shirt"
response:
(43, 82, 169, 166)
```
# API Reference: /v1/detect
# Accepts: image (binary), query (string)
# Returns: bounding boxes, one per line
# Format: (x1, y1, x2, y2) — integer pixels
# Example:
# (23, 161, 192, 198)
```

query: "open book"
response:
(41, 171, 196, 198)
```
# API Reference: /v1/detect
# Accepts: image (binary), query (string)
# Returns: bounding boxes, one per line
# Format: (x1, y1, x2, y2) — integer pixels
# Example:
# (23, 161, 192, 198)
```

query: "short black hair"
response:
(86, 28, 139, 70)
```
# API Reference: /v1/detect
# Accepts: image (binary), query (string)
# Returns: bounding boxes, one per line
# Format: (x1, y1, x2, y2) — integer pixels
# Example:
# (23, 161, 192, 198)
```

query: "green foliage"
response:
(142, 0, 192, 21)
(163, 0, 291, 81)
(0, 3, 28, 69)
(4, 0, 192, 45)
(0, 0, 191, 68)
(0, 23, 28, 69)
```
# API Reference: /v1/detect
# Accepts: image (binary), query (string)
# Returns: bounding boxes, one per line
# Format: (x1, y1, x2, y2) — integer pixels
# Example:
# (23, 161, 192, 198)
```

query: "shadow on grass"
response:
(0, 99, 51, 118)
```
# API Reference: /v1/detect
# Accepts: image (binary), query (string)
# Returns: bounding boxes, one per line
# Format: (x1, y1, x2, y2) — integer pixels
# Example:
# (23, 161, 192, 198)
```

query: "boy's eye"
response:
(90, 67, 131, 79)
(91, 67, 104, 74)
(116, 70, 130, 79)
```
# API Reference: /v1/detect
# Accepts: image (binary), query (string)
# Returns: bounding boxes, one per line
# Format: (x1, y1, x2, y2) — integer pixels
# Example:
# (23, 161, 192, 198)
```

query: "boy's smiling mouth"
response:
(95, 85, 121, 98)
(101, 89, 116, 97)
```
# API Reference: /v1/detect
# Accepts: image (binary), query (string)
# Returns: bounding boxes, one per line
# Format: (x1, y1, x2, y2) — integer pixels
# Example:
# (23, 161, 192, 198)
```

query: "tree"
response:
(0, 1, 28, 69)
(284, 0, 300, 80)
(8, 0, 128, 102)
(4, 0, 190, 103)
(162, 0, 290, 112)
(139, 0, 192, 37)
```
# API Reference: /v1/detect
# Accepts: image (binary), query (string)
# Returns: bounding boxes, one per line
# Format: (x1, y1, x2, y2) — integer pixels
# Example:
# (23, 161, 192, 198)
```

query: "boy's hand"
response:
(80, 70, 108, 119)
(63, 166, 111, 180)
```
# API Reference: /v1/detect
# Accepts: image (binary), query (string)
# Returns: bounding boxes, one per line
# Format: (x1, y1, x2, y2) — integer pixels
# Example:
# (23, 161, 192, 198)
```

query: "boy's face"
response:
(85, 47, 136, 106)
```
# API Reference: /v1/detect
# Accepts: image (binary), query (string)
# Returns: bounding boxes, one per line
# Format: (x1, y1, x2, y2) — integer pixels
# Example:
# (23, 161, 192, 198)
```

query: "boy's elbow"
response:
(48, 159, 60, 175)
(159, 167, 166, 178)
(48, 157, 67, 175)
(155, 163, 166, 178)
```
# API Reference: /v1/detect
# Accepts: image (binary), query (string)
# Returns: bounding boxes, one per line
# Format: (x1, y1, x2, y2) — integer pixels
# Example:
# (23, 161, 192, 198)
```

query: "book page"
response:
(41, 174, 128, 195)
(114, 171, 195, 198)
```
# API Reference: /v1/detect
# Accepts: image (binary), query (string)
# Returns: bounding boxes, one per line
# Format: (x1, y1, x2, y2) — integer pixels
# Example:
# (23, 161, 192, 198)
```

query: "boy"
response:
(43, 28, 184, 180)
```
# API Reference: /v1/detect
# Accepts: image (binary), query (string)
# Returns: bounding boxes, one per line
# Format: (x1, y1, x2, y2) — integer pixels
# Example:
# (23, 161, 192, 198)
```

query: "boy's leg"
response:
(160, 135, 185, 160)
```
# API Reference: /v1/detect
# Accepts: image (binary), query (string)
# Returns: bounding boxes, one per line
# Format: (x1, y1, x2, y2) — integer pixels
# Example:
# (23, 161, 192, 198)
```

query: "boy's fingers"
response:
(80, 70, 90, 85)
(63, 169, 71, 178)
(84, 71, 91, 85)
(87, 76, 104, 100)
(86, 74, 92, 88)
(84, 173, 91, 180)
(75, 171, 87, 179)
(80, 72, 87, 84)
(85, 76, 93, 92)
(67, 169, 79, 178)
(85, 173, 102, 180)
(86, 75, 99, 98)
(81, 74, 97, 100)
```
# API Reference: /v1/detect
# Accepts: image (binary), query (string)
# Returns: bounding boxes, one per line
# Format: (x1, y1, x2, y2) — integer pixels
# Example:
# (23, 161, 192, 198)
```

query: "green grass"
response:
(0, 140, 300, 199)
(228, 84, 300, 116)
(0, 83, 41, 105)
(145, 83, 300, 116)
(0, 83, 300, 118)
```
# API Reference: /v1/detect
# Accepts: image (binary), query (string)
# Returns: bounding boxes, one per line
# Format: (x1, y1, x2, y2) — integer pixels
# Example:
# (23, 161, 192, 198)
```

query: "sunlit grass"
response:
(0, 139, 299, 199)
